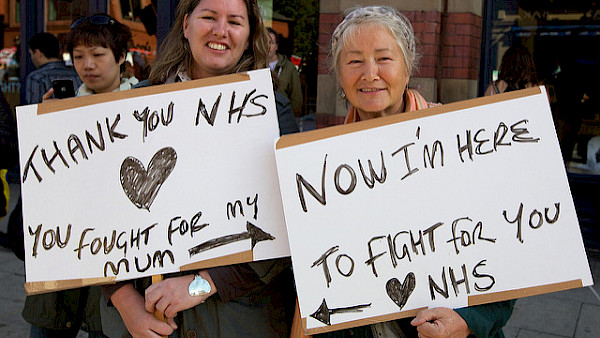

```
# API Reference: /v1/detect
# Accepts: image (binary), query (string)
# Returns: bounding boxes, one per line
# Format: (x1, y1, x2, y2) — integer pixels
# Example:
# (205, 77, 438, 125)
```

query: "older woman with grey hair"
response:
(332, 6, 430, 123)
(316, 6, 515, 338)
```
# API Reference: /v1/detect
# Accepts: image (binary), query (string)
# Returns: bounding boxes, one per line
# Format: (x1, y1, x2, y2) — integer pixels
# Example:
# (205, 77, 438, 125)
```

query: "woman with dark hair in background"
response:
(485, 44, 538, 95)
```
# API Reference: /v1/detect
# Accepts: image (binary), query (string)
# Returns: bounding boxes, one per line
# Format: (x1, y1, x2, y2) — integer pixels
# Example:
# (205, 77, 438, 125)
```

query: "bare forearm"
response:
(111, 283, 176, 337)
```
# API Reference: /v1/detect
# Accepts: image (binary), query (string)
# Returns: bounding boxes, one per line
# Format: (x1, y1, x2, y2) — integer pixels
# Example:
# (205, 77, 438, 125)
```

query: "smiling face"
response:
(183, 0, 250, 79)
(73, 45, 124, 94)
(338, 24, 410, 120)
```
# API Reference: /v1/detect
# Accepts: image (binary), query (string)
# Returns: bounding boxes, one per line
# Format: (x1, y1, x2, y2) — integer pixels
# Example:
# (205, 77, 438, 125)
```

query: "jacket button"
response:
(65, 322, 72, 328)
(186, 330, 197, 338)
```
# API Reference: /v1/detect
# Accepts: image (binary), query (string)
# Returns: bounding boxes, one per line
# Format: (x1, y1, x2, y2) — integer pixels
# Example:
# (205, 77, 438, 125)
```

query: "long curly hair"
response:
(149, 0, 270, 84)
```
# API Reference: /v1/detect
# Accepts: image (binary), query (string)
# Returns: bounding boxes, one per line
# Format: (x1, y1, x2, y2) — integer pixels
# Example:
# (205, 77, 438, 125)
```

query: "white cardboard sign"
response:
(275, 87, 594, 334)
(17, 69, 290, 293)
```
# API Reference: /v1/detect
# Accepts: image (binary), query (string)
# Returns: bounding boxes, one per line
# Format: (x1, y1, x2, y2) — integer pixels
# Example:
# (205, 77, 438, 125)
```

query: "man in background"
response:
(23, 32, 81, 105)
(267, 27, 303, 117)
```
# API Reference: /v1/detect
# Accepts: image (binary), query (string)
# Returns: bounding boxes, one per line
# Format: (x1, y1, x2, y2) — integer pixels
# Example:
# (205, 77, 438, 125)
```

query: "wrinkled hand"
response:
(145, 270, 217, 319)
(411, 307, 471, 338)
(111, 283, 176, 337)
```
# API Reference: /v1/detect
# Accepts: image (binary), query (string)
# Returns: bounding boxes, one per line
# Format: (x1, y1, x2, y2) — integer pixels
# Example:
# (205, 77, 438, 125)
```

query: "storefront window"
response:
(488, 1, 600, 89)
(259, 0, 273, 24)
(7, 0, 20, 25)
(486, 0, 600, 163)
(273, 0, 319, 117)
(48, 0, 89, 22)
(120, 0, 142, 22)
(14, 0, 19, 23)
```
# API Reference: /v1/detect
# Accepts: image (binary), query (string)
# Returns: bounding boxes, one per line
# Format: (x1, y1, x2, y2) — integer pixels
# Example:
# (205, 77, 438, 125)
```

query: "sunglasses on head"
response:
(70, 14, 114, 29)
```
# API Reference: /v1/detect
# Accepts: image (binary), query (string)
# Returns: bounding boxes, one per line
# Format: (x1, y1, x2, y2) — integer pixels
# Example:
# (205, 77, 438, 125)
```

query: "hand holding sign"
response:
(411, 307, 471, 337)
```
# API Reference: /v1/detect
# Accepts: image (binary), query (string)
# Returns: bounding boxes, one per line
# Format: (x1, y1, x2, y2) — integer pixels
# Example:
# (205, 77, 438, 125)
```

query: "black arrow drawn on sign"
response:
(310, 298, 372, 325)
(188, 221, 275, 257)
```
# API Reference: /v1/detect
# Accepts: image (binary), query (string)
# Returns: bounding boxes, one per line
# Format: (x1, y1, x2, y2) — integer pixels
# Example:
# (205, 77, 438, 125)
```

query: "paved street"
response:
(502, 251, 600, 338)
(1, 183, 28, 337)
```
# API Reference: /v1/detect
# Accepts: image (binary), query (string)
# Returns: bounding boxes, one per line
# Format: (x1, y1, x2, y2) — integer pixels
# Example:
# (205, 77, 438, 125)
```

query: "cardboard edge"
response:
(179, 250, 254, 272)
(303, 307, 426, 335)
(300, 278, 581, 335)
(23, 250, 255, 295)
(25, 276, 116, 295)
(468, 279, 583, 306)
(276, 86, 543, 150)
(35, 72, 251, 115)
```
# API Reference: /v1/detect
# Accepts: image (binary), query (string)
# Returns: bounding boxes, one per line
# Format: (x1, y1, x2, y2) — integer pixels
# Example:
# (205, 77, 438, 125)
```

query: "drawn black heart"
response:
(120, 147, 177, 211)
(386, 272, 416, 310)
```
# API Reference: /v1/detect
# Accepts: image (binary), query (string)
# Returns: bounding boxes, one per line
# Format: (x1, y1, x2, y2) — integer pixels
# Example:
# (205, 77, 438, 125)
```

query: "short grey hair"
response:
(330, 6, 420, 77)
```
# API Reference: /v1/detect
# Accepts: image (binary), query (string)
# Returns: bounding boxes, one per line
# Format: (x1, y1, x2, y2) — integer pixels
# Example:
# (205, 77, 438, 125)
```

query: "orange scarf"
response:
(344, 88, 429, 124)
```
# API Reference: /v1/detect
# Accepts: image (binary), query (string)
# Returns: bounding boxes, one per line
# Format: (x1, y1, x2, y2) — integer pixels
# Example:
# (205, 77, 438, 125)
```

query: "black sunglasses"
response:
(70, 14, 114, 29)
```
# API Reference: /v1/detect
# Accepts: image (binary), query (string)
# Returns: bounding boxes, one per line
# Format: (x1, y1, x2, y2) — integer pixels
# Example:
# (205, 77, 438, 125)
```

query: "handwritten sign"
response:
(275, 87, 594, 334)
(16, 69, 290, 294)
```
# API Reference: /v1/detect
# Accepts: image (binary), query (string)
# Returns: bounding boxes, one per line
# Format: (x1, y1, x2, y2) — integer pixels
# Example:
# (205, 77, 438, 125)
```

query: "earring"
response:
(340, 90, 346, 99)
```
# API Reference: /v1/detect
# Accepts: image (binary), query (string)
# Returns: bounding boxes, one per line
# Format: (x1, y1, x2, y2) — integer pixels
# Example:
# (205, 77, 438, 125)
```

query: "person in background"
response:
(0, 89, 17, 246)
(62, 15, 138, 96)
(267, 27, 303, 117)
(484, 43, 538, 96)
(22, 14, 134, 338)
(23, 32, 82, 105)
(103, 0, 298, 337)
(318, 6, 515, 338)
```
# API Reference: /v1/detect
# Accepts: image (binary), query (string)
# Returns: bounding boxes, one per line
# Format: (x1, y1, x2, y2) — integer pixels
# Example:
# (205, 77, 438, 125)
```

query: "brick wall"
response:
(406, 11, 441, 79)
(442, 12, 482, 80)
(318, 13, 343, 75)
